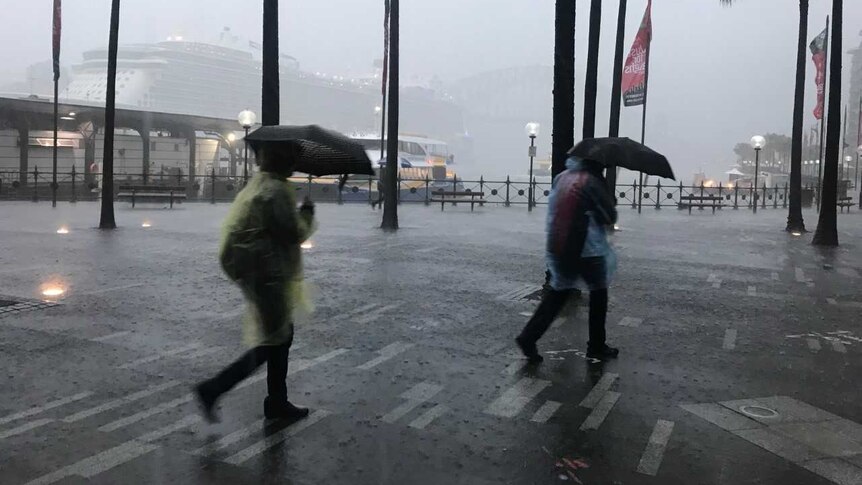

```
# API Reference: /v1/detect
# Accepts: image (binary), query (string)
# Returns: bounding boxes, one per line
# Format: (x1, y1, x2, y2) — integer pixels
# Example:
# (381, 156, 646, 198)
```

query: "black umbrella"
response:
(568, 137, 675, 180)
(245, 125, 375, 177)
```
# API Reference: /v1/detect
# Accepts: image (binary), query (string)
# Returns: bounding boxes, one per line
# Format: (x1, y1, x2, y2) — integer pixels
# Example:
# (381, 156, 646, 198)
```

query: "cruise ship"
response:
(63, 30, 466, 144)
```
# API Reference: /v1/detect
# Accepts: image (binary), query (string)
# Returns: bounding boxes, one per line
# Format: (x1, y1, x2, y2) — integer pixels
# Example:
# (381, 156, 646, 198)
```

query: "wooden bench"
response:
(838, 196, 854, 213)
(117, 185, 187, 208)
(430, 190, 486, 211)
(678, 194, 723, 214)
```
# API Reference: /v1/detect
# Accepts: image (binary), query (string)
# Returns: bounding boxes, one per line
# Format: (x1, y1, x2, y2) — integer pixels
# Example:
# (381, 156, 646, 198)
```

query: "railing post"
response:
(717, 182, 723, 210)
(678, 181, 683, 208)
(749, 182, 754, 210)
(337, 178, 344, 205)
(32, 167, 39, 202)
(424, 175, 430, 206)
(307, 174, 313, 201)
(734, 183, 739, 209)
(699, 182, 705, 211)
(655, 179, 662, 209)
(211, 168, 216, 204)
(368, 177, 373, 206)
(773, 185, 778, 209)
(505, 176, 511, 207)
(132, 188, 136, 208)
(632, 179, 638, 209)
(762, 183, 767, 209)
(783, 182, 788, 208)
(71, 165, 77, 203)
(479, 176, 485, 207)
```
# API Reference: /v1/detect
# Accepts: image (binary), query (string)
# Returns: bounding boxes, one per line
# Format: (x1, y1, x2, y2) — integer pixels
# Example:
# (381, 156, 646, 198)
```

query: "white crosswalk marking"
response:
(530, 401, 562, 424)
(0, 418, 54, 440)
(356, 342, 414, 370)
(382, 382, 444, 423)
(579, 373, 618, 409)
(119, 343, 202, 369)
(723, 329, 737, 350)
(98, 394, 192, 432)
(637, 420, 675, 476)
(580, 391, 620, 430)
(345, 303, 379, 318)
(485, 377, 550, 418)
(831, 341, 847, 354)
(0, 391, 93, 426)
(503, 361, 526, 376)
(807, 338, 822, 351)
(355, 304, 402, 324)
(63, 381, 180, 423)
(290, 348, 349, 375)
(190, 421, 261, 455)
(135, 414, 200, 443)
(408, 404, 448, 430)
(619, 317, 642, 327)
(181, 347, 224, 360)
(224, 410, 331, 465)
(91, 331, 131, 343)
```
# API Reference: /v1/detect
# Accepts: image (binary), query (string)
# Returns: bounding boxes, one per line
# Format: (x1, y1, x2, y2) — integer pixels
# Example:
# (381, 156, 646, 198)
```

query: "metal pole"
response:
(528, 134, 535, 212)
(52, 77, 59, 208)
(754, 147, 760, 213)
(817, 16, 829, 212)
(243, 126, 249, 184)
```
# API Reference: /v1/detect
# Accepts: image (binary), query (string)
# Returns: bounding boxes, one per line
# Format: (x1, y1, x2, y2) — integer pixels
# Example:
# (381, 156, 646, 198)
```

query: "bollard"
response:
(505, 176, 511, 207)
(71, 165, 77, 203)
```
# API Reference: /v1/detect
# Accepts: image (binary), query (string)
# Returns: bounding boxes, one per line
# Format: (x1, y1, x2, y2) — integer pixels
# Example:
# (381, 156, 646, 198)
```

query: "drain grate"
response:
(0, 296, 59, 318)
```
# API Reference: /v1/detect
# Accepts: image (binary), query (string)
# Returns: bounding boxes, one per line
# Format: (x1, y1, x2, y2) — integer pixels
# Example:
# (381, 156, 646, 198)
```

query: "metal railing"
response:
(0, 169, 849, 212)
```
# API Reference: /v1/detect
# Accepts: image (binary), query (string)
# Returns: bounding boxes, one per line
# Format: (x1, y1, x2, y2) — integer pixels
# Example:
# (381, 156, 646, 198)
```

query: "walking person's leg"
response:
(580, 257, 619, 360)
(516, 289, 571, 362)
(195, 346, 268, 422)
(262, 340, 309, 420)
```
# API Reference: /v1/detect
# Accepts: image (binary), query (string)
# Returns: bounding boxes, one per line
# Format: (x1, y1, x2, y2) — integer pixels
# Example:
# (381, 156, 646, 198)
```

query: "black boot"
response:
(194, 383, 220, 424)
(264, 397, 310, 421)
(586, 344, 619, 360)
(515, 336, 544, 363)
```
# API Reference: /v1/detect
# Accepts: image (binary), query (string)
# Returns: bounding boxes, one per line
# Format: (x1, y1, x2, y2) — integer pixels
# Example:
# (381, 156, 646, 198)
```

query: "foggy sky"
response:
(2, 0, 861, 180)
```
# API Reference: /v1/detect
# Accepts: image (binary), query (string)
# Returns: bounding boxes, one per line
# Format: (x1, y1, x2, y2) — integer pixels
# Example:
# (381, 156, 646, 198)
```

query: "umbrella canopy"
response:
(568, 137, 675, 180)
(245, 125, 375, 177)
(725, 168, 745, 176)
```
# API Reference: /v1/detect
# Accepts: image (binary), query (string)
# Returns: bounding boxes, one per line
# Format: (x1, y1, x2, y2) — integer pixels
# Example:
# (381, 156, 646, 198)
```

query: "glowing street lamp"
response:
(237, 110, 257, 184)
(525, 122, 540, 211)
(750, 135, 766, 214)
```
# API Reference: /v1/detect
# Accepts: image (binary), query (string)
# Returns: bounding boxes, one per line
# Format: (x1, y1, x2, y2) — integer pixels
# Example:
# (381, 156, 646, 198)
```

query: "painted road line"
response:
(806, 339, 822, 351)
(91, 331, 131, 343)
(0, 418, 54, 440)
(357, 342, 414, 370)
(98, 394, 192, 432)
(619, 317, 642, 327)
(23, 441, 159, 485)
(408, 404, 448, 430)
(181, 346, 223, 360)
(580, 391, 621, 430)
(530, 401, 562, 424)
(289, 348, 349, 375)
(0, 391, 93, 426)
(224, 410, 331, 465)
(24, 415, 199, 485)
(485, 377, 551, 418)
(382, 382, 444, 423)
(345, 303, 379, 318)
(415, 246, 440, 254)
(63, 381, 179, 423)
(79, 283, 146, 296)
(831, 341, 847, 354)
(355, 303, 402, 324)
(579, 373, 619, 409)
(636, 420, 675, 476)
(120, 343, 202, 369)
(723, 329, 738, 350)
(190, 421, 262, 455)
(747, 286, 757, 297)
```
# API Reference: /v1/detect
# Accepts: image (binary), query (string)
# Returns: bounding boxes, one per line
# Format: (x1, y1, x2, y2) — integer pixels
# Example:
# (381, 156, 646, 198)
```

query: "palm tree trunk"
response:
(813, 0, 842, 246)
(99, 0, 120, 229)
(786, 0, 808, 233)
(262, 0, 280, 126)
(607, 0, 627, 193)
(582, 0, 601, 140)
(381, 0, 399, 230)
(551, 0, 576, 179)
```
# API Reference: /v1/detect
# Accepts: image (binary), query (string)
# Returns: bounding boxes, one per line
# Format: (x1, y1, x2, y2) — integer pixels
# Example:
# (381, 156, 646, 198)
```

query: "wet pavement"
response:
(0, 201, 860, 485)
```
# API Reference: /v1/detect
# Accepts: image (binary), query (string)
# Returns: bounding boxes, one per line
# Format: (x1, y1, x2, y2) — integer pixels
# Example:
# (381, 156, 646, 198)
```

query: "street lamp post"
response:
(750, 135, 766, 214)
(525, 122, 540, 212)
(843, 155, 853, 188)
(238, 109, 257, 184)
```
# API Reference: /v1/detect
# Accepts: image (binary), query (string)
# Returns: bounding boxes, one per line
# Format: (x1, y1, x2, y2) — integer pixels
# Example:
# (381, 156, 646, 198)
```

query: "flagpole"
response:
(817, 15, 829, 211)
(637, 21, 651, 215)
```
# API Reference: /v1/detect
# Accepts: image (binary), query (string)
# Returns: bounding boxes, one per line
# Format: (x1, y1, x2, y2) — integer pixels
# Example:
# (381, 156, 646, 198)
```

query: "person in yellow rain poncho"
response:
(195, 144, 316, 423)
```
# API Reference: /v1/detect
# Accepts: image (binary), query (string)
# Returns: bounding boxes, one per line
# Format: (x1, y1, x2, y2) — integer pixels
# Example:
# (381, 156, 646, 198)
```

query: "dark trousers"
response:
(519, 288, 608, 350)
(203, 341, 291, 402)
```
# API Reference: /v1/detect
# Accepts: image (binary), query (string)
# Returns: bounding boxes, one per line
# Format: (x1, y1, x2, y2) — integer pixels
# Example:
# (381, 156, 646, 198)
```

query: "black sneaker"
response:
(515, 336, 544, 363)
(587, 345, 620, 360)
(264, 397, 310, 421)
(194, 383, 220, 424)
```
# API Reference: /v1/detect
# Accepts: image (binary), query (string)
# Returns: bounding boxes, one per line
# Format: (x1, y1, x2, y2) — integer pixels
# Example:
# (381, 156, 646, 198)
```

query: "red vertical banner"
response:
(622, 0, 652, 107)
(53, 0, 62, 81)
(810, 28, 828, 121)
(382, 0, 390, 96)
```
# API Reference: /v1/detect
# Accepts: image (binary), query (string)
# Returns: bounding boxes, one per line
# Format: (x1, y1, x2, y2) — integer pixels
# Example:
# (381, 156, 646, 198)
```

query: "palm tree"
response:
(551, 0, 576, 179)
(381, 0, 399, 230)
(813, 0, 843, 246)
(99, 0, 120, 229)
(786, 0, 809, 233)
(262, 0, 279, 125)
(582, 0, 602, 140)
(607, 0, 628, 193)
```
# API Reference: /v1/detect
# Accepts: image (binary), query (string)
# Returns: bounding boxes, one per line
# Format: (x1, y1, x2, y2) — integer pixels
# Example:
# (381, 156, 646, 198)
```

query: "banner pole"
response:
(817, 15, 829, 211)
(638, 15, 651, 215)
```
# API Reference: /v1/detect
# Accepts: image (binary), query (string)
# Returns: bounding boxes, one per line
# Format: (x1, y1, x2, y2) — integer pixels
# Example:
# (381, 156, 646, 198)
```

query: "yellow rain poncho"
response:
(219, 172, 316, 347)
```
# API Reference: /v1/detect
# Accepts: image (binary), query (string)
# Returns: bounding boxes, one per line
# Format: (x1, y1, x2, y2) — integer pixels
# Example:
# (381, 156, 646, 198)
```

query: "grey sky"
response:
(2, 0, 861, 179)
